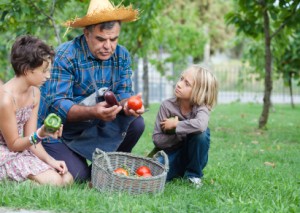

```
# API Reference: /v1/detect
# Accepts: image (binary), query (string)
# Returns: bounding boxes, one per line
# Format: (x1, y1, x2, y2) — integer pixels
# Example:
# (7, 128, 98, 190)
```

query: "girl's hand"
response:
(48, 158, 68, 175)
(37, 125, 63, 139)
(160, 116, 179, 131)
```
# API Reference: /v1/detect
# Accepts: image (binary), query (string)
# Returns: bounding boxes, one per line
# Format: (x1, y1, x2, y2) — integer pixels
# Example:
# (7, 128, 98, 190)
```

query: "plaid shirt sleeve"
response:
(113, 45, 134, 101)
(44, 42, 76, 123)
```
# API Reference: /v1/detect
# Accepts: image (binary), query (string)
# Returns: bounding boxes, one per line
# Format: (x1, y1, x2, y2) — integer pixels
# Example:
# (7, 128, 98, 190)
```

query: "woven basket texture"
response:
(91, 148, 168, 194)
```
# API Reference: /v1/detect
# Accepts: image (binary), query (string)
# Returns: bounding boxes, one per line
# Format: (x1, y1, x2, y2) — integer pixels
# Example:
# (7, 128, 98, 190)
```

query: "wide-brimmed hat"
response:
(64, 0, 139, 28)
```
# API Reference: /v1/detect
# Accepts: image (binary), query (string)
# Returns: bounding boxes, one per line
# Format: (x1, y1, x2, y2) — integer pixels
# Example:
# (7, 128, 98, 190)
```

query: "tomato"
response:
(141, 173, 152, 177)
(136, 166, 152, 177)
(127, 96, 143, 111)
(114, 168, 129, 176)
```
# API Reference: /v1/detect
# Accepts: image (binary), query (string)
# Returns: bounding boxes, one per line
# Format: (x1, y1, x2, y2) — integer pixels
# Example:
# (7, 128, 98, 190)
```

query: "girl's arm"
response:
(28, 142, 67, 174)
(176, 105, 210, 136)
(152, 102, 181, 150)
(24, 87, 67, 174)
(0, 89, 32, 152)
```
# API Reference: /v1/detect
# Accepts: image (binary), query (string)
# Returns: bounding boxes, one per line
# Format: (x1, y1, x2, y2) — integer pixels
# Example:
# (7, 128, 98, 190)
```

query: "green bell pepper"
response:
(44, 113, 62, 133)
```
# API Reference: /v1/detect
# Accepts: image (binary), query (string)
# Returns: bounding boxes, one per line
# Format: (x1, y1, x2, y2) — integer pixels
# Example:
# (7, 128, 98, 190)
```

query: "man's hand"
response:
(123, 93, 145, 117)
(94, 101, 123, 121)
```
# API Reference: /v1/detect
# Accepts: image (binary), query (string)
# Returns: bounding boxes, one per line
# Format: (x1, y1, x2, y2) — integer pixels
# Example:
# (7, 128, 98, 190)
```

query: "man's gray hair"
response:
(85, 21, 121, 32)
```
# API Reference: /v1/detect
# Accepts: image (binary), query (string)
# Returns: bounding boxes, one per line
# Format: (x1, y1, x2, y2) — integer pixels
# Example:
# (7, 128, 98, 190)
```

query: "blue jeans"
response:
(158, 128, 210, 181)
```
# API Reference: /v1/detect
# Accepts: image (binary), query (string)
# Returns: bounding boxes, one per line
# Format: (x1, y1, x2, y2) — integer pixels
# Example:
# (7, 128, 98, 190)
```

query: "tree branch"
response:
(270, 2, 299, 39)
(28, 0, 61, 44)
(270, 17, 290, 39)
(29, 1, 52, 20)
(50, 0, 57, 16)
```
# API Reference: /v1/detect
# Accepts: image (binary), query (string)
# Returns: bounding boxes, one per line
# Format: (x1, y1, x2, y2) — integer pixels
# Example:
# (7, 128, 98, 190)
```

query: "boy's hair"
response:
(187, 65, 218, 108)
(10, 35, 55, 77)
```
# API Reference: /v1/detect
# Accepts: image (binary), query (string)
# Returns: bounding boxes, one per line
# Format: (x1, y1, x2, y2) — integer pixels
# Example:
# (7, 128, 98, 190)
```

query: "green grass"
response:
(1, 103, 299, 213)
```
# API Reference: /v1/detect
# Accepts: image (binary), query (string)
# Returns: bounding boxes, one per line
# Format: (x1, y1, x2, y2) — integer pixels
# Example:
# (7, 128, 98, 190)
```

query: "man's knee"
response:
(130, 116, 145, 134)
(67, 162, 91, 182)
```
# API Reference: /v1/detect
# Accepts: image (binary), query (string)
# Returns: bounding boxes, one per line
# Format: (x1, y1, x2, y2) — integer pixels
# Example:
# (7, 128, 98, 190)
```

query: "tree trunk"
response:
(288, 72, 295, 108)
(52, 20, 61, 45)
(258, 7, 272, 129)
(142, 55, 149, 108)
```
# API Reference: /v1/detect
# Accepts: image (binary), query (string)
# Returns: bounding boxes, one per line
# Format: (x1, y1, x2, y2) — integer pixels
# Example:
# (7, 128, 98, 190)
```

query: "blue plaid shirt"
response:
(38, 35, 134, 143)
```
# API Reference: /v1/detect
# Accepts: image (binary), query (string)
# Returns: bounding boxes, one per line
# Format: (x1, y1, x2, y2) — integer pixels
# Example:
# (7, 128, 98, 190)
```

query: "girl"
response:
(152, 64, 218, 187)
(0, 35, 73, 186)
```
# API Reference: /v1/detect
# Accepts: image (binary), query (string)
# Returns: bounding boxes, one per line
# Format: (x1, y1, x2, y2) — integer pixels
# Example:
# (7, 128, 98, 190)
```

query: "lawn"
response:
(1, 103, 299, 213)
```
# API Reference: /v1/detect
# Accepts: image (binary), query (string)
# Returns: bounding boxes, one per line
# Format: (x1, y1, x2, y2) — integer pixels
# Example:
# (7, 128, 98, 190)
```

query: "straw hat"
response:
(64, 0, 139, 28)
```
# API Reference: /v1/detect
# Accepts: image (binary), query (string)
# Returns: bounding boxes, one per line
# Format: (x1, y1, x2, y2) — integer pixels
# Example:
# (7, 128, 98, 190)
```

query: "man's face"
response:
(84, 23, 120, 60)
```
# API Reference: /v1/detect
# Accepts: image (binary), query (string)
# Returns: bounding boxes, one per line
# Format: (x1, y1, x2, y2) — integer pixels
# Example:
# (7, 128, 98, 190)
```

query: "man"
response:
(38, 0, 145, 182)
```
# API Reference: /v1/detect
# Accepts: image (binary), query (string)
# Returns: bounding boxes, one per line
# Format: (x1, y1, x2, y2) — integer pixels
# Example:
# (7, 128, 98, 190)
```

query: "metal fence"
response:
(132, 61, 300, 104)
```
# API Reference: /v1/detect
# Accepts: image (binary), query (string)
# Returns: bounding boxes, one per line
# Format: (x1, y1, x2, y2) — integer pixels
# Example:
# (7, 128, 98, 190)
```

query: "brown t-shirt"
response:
(152, 97, 210, 151)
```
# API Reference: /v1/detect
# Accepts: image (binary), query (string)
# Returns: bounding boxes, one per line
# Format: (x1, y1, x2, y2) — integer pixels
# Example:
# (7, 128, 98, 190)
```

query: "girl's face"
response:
(175, 69, 195, 101)
(27, 59, 51, 87)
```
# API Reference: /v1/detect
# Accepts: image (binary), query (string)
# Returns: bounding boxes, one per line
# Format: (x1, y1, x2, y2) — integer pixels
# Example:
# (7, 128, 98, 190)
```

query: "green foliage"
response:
(0, 0, 235, 83)
(1, 103, 299, 212)
(0, 0, 86, 82)
(225, 0, 300, 106)
(117, 0, 169, 57)
(225, 0, 300, 74)
(276, 29, 300, 87)
(151, 0, 207, 77)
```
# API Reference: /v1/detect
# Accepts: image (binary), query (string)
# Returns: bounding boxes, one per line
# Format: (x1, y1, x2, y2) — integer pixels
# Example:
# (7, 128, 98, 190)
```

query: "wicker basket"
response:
(91, 148, 169, 194)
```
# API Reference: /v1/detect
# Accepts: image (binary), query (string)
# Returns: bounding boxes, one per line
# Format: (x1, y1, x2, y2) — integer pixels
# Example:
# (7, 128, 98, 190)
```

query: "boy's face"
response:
(84, 22, 120, 61)
(174, 69, 195, 101)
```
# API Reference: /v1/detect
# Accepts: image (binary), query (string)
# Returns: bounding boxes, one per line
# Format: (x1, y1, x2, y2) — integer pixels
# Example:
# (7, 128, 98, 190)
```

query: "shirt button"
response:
(122, 132, 126, 138)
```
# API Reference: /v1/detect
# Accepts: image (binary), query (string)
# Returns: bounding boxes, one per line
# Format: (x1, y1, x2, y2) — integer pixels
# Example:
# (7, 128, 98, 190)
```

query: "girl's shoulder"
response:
(0, 87, 15, 111)
(161, 97, 180, 115)
(162, 97, 177, 105)
(193, 104, 210, 114)
(0, 86, 39, 110)
(31, 86, 40, 107)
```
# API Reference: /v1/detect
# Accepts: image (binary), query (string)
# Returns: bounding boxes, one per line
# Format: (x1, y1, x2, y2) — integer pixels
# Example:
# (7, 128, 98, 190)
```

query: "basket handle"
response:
(92, 148, 113, 172)
(153, 150, 169, 172)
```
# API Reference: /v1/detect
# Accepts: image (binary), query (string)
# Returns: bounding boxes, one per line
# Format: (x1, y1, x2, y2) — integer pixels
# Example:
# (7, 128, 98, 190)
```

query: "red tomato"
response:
(127, 96, 143, 111)
(114, 168, 129, 176)
(141, 173, 152, 177)
(136, 166, 152, 177)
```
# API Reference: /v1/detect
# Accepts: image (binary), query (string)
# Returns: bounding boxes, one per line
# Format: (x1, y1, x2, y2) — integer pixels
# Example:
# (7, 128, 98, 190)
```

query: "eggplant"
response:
(104, 91, 119, 107)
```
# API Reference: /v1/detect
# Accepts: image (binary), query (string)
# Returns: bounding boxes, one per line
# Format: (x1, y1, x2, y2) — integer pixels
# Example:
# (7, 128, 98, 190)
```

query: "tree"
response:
(276, 29, 300, 108)
(225, 0, 300, 129)
(0, 0, 85, 81)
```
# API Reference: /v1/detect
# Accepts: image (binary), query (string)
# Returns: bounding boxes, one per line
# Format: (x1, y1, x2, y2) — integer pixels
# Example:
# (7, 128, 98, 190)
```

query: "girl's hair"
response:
(187, 65, 218, 109)
(10, 35, 55, 77)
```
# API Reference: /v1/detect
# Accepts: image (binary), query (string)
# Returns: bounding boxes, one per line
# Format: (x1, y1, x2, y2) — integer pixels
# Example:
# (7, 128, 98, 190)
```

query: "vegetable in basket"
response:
(114, 168, 129, 176)
(136, 166, 152, 177)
